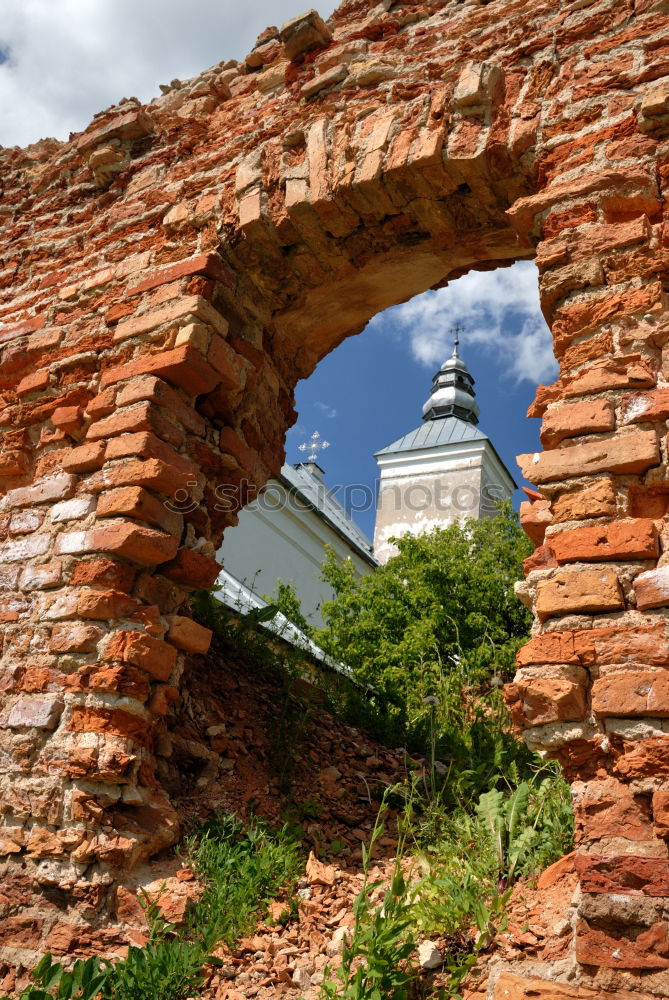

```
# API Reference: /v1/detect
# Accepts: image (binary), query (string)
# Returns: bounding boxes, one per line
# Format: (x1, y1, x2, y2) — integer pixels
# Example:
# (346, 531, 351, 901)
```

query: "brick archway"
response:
(1, 0, 668, 992)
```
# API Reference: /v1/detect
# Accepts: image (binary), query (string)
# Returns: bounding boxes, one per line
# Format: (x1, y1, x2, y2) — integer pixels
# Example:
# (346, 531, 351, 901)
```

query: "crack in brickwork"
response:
(1, 0, 669, 993)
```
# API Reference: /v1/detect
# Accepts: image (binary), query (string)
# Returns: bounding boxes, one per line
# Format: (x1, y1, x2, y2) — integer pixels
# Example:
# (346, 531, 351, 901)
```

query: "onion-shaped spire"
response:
(422, 329, 480, 424)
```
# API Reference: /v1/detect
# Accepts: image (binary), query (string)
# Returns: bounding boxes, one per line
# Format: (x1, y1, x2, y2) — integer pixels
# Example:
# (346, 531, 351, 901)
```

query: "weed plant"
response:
(3, 815, 302, 1000)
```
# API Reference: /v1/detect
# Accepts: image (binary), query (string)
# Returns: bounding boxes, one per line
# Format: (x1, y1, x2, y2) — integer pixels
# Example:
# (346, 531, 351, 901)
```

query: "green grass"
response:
(4, 814, 303, 1000)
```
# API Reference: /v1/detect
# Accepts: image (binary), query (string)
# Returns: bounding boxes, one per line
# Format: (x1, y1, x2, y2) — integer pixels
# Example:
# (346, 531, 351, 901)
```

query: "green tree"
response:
(315, 502, 533, 744)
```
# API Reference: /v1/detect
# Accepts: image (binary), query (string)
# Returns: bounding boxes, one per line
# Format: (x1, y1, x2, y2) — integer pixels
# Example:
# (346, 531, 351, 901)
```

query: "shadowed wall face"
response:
(1, 0, 669, 991)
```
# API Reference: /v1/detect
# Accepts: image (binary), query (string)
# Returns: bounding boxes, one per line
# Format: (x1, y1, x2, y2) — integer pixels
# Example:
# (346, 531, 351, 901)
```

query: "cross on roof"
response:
(299, 431, 330, 463)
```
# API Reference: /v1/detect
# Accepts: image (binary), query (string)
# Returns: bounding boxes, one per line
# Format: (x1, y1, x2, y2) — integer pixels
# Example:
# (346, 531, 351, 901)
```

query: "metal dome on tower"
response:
(421, 328, 480, 425)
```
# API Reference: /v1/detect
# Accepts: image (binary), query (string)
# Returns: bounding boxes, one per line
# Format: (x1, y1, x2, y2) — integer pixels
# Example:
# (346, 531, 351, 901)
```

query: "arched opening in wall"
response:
(218, 260, 555, 628)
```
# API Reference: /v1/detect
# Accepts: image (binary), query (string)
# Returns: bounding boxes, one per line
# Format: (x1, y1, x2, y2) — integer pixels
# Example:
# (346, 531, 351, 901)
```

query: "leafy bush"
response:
(316, 501, 532, 731)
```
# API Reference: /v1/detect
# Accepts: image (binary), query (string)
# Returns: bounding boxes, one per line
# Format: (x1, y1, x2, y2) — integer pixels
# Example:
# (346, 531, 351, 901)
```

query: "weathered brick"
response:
(87, 402, 183, 448)
(550, 519, 659, 564)
(100, 631, 178, 681)
(2, 697, 63, 730)
(116, 375, 206, 436)
(634, 565, 669, 610)
(592, 672, 669, 717)
(519, 498, 552, 544)
(54, 522, 179, 566)
(540, 399, 614, 448)
(159, 547, 221, 589)
(165, 615, 213, 654)
(49, 624, 103, 653)
(114, 294, 228, 342)
(505, 678, 587, 728)
(127, 253, 233, 297)
(67, 705, 150, 745)
(99, 346, 220, 397)
(0, 473, 76, 513)
(60, 441, 106, 473)
(535, 569, 624, 620)
(517, 431, 659, 484)
(0, 534, 51, 564)
(552, 479, 617, 523)
(621, 389, 669, 425)
(96, 485, 183, 536)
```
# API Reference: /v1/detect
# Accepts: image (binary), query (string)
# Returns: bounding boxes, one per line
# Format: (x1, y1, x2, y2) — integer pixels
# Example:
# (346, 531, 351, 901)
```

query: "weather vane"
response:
(299, 431, 330, 463)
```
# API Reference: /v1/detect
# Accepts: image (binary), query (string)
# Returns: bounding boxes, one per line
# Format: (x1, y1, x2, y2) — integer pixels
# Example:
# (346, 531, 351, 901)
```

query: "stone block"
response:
(452, 61, 503, 109)
(280, 10, 331, 61)
(3, 697, 64, 730)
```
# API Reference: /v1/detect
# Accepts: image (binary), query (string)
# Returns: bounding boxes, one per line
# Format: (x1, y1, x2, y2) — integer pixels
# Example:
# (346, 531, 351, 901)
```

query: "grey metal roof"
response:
(279, 462, 378, 566)
(375, 415, 488, 456)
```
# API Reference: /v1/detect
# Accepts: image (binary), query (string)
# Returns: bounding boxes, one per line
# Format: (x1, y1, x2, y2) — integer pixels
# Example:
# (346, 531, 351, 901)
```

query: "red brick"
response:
(105, 431, 196, 478)
(101, 631, 178, 681)
(550, 518, 659, 564)
(634, 565, 669, 610)
(100, 346, 220, 397)
(67, 705, 151, 745)
(159, 547, 221, 589)
(86, 402, 181, 448)
(505, 678, 586, 728)
(653, 788, 669, 838)
(61, 441, 106, 473)
(127, 253, 234, 297)
(51, 405, 84, 434)
(620, 389, 669, 425)
(49, 624, 103, 653)
(165, 615, 213, 654)
(592, 672, 669, 717)
(517, 430, 659, 485)
(540, 399, 615, 448)
(220, 427, 256, 470)
(55, 522, 178, 566)
(535, 568, 623, 621)
(16, 370, 50, 397)
(575, 855, 669, 896)
(114, 294, 228, 342)
(519, 498, 552, 544)
(87, 458, 195, 497)
(575, 918, 669, 970)
(552, 479, 617, 523)
(116, 375, 206, 435)
(97, 485, 183, 536)
(0, 472, 76, 512)
(70, 558, 136, 591)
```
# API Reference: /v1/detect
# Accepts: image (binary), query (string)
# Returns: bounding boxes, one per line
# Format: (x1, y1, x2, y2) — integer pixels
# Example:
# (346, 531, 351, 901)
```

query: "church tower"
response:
(373, 336, 516, 564)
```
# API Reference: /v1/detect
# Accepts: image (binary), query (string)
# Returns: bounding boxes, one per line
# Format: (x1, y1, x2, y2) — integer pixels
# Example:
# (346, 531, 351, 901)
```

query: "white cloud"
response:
(315, 401, 337, 419)
(376, 261, 558, 386)
(0, 0, 337, 149)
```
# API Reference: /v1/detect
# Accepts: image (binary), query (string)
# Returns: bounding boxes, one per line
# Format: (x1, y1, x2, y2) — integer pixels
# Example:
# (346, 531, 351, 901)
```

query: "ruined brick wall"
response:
(1, 0, 669, 992)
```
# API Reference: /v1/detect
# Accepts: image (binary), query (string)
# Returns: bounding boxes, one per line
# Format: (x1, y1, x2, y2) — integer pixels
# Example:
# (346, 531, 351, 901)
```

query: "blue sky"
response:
(288, 262, 557, 539)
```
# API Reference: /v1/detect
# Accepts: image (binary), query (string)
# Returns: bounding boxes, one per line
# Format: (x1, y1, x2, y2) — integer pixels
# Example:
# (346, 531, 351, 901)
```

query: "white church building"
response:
(373, 336, 516, 563)
(217, 337, 515, 626)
